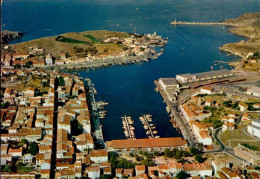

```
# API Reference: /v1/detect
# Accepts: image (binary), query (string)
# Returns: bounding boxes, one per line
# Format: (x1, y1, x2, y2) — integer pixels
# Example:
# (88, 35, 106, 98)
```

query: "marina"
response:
(139, 114, 160, 139)
(121, 115, 136, 139)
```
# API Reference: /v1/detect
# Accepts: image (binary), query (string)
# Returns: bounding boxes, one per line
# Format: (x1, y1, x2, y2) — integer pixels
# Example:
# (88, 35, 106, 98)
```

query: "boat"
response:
(151, 126, 156, 129)
(146, 114, 152, 117)
(153, 130, 158, 134)
(155, 136, 160, 138)
(130, 126, 135, 130)
(146, 131, 151, 135)
(150, 124, 154, 127)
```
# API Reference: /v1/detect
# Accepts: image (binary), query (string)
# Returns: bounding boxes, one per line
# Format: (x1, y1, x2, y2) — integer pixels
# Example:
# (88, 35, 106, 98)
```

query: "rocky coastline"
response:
(1, 30, 24, 44)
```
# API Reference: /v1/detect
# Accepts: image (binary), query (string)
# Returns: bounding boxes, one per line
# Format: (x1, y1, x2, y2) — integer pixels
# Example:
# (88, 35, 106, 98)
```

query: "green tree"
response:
(58, 76, 65, 86)
(21, 139, 28, 145)
(28, 141, 39, 155)
(3, 165, 12, 172)
(153, 151, 160, 156)
(176, 170, 190, 179)
(101, 174, 112, 179)
(25, 61, 33, 68)
(189, 147, 199, 156)
(14, 64, 21, 69)
(194, 154, 204, 163)
(164, 148, 173, 158)
(129, 152, 135, 157)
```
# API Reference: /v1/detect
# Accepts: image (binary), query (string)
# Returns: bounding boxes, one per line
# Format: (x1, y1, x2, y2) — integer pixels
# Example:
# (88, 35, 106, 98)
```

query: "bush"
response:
(28, 142, 39, 155)
(189, 147, 199, 156)
(194, 154, 204, 163)
(176, 170, 190, 179)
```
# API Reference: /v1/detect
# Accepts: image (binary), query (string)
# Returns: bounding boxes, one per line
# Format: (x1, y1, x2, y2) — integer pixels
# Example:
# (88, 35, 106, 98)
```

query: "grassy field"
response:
(8, 30, 130, 57)
(219, 124, 260, 150)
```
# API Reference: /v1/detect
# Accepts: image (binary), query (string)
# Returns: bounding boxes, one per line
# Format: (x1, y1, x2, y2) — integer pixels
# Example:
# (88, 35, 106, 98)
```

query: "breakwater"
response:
(170, 21, 237, 26)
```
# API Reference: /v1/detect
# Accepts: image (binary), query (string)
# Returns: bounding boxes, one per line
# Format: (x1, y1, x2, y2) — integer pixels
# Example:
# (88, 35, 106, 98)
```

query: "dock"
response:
(139, 114, 159, 139)
(122, 115, 135, 139)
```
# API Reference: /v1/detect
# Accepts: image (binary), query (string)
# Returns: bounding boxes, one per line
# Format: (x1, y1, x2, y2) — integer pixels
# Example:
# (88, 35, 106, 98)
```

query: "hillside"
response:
(220, 12, 260, 57)
(4, 30, 130, 57)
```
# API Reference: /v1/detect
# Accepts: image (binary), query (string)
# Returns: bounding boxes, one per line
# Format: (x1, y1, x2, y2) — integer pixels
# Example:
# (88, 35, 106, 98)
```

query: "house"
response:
(1, 154, 12, 165)
(4, 87, 12, 98)
(136, 165, 146, 176)
(41, 169, 50, 179)
(222, 123, 235, 131)
(205, 98, 215, 107)
(8, 147, 23, 158)
(247, 119, 260, 138)
(183, 163, 212, 177)
(89, 150, 108, 164)
(239, 102, 248, 111)
(116, 168, 124, 178)
(103, 167, 112, 176)
(86, 166, 100, 179)
(168, 163, 183, 176)
(211, 160, 230, 177)
(39, 145, 52, 154)
(1, 144, 9, 155)
(200, 86, 214, 95)
(158, 165, 170, 177)
(25, 87, 35, 97)
(22, 154, 33, 164)
(45, 53, 53, 66)
(123, 168, 134, 177)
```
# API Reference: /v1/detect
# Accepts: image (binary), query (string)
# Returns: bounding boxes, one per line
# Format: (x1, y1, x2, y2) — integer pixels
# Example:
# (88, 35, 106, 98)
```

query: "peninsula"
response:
(1, 30, 167, 70)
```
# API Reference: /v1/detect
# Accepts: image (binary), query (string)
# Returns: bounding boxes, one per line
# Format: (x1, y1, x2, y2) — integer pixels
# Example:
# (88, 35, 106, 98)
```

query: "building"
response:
(176, 69, 233, 83)
(200, 86, 214, 95)
(234, 144, 260, 166)
(158, 78, 180, 90)
(247, 119, 260, 138)
(106, 137, 187, 151)
(183, 163, 212, 177)
(86, 166, 100, 179)
(45, 53, 53, 66)
(89, 150, 108, 164)
(135, 165, 146, 176)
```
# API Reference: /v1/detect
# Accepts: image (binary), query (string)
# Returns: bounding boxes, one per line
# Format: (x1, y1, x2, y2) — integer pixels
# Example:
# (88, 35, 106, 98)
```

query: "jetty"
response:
(170, 19, 237, 26)
(139, 114, 159, 139)
(122, 115, 135, 139)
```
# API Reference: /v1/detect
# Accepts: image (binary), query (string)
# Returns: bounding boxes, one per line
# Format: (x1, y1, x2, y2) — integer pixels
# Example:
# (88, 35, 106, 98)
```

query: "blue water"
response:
(2, 0, 259, 141)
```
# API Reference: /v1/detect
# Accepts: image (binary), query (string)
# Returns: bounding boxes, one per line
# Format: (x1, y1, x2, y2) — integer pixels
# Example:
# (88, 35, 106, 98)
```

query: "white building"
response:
(89, 150, 108, 164)
(247, 119, 260, 138)
(183, 163, 212, 177)
(45, 53, 53, 66)
(158, 78, 180, 90)
(86, 166, 100, 179)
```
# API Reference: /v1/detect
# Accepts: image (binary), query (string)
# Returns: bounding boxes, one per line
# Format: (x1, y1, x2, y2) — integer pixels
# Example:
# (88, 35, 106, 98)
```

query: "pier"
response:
(140, 114, 159, 139)
(122, 115, 135, 139)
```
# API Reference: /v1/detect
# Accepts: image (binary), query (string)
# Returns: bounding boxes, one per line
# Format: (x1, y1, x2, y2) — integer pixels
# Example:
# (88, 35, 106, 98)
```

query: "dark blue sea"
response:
(2, 0, 259, 141)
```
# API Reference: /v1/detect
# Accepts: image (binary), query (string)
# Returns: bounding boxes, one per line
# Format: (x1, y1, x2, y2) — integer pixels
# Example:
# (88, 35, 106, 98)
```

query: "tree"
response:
(25, 61, 33, 68)
(3, 165, 12, 172)
(28, 141, 39, 155)
(129, 152, 135, 157)
(101, 174, 112, 179)
(153, 151, 160, 156)
(164, 148, 173, 158)
(58, 76, 65, 86)
(21, 139, 28, 145)
(176, 170, 190, 179)
(14, 64, 21, 69)
(189, 147, 199, 156)
(194, 154, 204, 163)
(197, 143, 204, 151)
